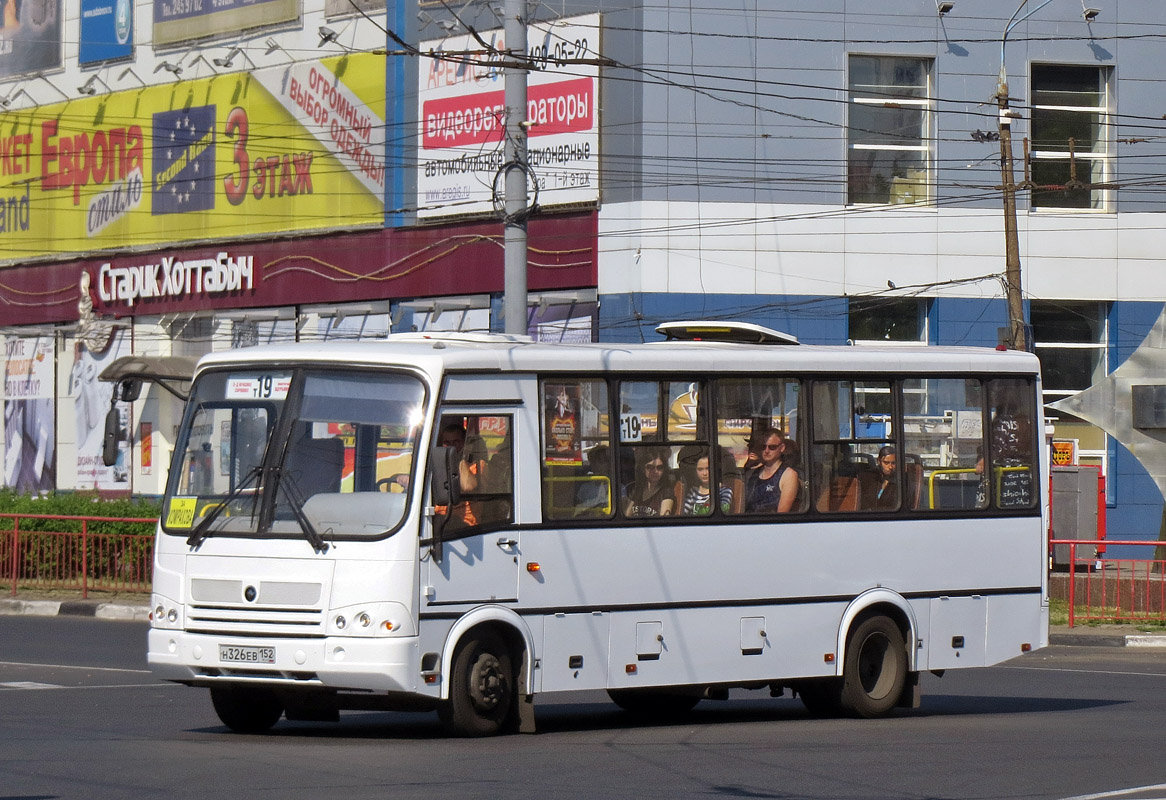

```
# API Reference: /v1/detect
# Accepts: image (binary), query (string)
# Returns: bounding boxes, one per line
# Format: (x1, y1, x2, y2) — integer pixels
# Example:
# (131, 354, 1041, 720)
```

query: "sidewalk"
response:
(2, 593, 1165, 647)
(0, 592, 151, 622)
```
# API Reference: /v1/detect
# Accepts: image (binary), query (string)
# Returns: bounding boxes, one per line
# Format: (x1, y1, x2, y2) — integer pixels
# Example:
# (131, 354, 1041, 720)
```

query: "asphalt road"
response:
(2, 616, 1165, 800)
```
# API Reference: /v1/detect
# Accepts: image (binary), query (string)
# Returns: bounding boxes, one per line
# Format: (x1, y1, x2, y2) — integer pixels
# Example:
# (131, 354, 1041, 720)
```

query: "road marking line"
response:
(1060, 783, 1166, 800)
(0, 682, 177, 692)
(1, 681, 63, 689)
(0, 660, 152, 674)
(1003, 666, 1166, 678)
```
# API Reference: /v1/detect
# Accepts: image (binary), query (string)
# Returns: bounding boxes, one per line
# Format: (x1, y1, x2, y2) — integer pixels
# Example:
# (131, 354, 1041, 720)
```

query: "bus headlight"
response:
(326, 602, 413, 637)
(150, 594, 184, 629)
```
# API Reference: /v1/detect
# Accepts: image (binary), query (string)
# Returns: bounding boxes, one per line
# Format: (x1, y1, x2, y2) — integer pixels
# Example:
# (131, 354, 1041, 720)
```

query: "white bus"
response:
(146, 321, 1048, 736)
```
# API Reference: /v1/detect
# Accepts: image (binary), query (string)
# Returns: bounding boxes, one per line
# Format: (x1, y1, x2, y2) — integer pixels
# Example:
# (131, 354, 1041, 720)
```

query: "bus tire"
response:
(607, 689, 700, 716)
(439, 632, 514, 737)
(839, 615, 908, 719)
(209, 686, 284, 733)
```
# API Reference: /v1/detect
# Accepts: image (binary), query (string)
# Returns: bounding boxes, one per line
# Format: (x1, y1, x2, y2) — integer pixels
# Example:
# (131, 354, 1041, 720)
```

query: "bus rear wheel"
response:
(439, 633, 514, 737)
(839, 615, 908, 719)
(209, 686, 284, 733)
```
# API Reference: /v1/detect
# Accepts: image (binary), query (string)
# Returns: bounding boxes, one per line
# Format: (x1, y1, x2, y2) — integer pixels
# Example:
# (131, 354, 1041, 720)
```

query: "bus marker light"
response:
(424, 673, 438, 684)
(626, 664, 637, 674)
(824, 653, 835, 663)
(1021, 643, 1031, 652)
(526, 562, 541, 573)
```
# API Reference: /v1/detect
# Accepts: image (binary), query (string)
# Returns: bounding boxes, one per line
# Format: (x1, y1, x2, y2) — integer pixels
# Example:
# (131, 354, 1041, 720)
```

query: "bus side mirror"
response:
(101, 406, 121, 467)
(430, 445, 462, 508)
(116, 378, 142, 402)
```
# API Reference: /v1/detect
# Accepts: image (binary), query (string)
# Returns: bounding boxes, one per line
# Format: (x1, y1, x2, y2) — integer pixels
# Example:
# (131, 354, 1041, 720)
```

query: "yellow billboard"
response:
(0, 54, 385, 264)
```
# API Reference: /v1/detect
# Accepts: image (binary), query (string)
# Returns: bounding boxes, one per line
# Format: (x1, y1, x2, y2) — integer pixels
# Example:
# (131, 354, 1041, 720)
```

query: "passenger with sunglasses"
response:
(744, 428, 799, 513)
(625, 447, 675, 517)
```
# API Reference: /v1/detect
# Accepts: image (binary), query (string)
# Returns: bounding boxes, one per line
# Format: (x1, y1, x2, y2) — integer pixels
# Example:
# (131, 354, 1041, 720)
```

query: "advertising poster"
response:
(79, 0, 132, 64)
(325, 0, 383, 17)
(154, 0, 297, 47)
(0, 54, 384, 266)
(3, 336, 55, 493)
(69, 327, 129, 490)
(0, 0, 60, 78)
(418, 13, 599, 219)
(544, 382, 582, 466)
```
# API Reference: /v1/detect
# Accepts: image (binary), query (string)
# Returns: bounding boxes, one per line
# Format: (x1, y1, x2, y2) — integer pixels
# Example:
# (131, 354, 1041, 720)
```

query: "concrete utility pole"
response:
(501, 0, 529, 336)
(996, 67, 1027, 352)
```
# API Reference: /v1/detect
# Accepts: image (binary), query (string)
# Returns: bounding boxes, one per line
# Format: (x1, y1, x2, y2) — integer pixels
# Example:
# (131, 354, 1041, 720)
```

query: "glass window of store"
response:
(1030, 64, 1110, 210)
(848, 55, 932, 205)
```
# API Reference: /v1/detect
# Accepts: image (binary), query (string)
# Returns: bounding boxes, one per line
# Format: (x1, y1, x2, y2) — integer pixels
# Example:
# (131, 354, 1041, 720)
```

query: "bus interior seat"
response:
(903, 454, 924, 509)
(817, 476, 860, 512)
(720, 448, 745, 514)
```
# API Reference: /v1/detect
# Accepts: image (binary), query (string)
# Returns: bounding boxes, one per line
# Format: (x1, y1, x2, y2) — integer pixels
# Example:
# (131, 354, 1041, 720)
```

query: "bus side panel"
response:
(984, 593, 1047, 665)
(539, 612, 610, 692)
(604, 604, 845, 690)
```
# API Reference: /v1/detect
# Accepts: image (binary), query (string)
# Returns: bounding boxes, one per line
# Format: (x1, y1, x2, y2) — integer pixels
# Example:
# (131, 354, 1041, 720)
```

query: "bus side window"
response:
(437, 414, 514, 533)
(902, 377, 988, 512)
(539, 378, 612, 521)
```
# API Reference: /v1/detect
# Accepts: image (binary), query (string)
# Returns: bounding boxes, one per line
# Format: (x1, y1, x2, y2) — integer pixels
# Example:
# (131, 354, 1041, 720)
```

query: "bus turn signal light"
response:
(526, 562, 541, 573)
(824, 653, 835, 663)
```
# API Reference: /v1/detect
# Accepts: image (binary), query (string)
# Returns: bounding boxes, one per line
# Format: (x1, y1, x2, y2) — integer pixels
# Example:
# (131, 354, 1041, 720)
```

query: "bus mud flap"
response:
(518, 649, 536, 734)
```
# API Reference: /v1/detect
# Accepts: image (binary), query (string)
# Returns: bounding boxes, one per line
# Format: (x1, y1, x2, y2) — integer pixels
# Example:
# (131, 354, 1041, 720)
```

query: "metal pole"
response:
(502, 0, 529, 335)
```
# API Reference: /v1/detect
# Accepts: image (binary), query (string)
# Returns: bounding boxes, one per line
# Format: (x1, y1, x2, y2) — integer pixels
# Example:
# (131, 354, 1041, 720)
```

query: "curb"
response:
(1049, 631, 1166, 648)
(0, 598, 150, 623)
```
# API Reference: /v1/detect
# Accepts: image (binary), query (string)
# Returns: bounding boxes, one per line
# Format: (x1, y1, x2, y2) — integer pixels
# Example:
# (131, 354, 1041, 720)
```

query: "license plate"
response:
(219, 645, 276, 664)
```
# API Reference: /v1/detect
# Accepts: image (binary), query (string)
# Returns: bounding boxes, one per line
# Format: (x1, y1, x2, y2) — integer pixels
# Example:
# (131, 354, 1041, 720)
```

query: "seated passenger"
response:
(682, 454, 732, 515)
(873, 445, 898, 510)
(744, 428, 799, 513)
(625, 447, 675, 517)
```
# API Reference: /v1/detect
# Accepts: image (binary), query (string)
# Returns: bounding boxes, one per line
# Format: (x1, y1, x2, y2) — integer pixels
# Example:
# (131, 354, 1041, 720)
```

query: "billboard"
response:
(3, 336, 55, 493)
(418, 13, 599, 219)
(80, 0, 132, 64)
(68, 327, 129, 490)
(154, 0, 297, 47)
(0, 54, 384, 265)
(0, 0, 61, 78)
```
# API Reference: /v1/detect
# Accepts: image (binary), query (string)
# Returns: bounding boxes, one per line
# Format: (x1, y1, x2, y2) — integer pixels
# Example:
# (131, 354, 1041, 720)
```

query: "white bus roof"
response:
(193, 330, 1040, 380)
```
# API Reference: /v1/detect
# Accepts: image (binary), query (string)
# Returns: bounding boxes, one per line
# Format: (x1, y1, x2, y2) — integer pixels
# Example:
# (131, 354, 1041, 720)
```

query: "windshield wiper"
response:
(186, 465, 263, 548)
(273, 467, 330, 553)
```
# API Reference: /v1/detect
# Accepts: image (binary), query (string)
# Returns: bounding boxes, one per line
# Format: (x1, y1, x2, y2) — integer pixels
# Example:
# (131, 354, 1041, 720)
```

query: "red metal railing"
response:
(1051, 539, 1166, 627)
(0, 513, 157, 599)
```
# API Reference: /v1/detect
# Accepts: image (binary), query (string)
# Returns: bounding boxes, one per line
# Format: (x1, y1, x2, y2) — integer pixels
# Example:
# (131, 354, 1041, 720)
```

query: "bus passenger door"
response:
(425, 409, 520, 605)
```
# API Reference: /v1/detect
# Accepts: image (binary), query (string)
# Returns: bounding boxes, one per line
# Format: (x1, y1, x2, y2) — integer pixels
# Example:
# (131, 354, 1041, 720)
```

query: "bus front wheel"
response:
(439, 632, 514, 737)
(210, 686, 284, 733)
(839, 615, 908, 719)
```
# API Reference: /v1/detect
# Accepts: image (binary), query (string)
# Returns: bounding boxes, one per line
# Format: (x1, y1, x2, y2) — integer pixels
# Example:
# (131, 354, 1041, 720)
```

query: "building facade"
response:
(1, 1, 1163, 543)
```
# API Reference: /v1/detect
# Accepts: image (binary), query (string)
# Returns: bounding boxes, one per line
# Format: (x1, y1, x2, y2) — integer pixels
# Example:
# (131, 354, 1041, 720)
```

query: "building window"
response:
(1030, 65, 1110, 210)
(848, 298, 928, 344)
(848, 55, 931, 206)
(1030, 301, 1107, 407)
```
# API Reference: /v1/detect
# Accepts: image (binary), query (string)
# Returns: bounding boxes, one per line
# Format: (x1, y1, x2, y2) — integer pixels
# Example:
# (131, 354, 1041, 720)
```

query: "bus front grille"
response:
(186, 604, 324, 636)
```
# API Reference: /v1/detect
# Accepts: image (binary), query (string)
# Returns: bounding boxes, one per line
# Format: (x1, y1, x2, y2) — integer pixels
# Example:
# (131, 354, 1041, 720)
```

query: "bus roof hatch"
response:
(655, 320, 800, 345)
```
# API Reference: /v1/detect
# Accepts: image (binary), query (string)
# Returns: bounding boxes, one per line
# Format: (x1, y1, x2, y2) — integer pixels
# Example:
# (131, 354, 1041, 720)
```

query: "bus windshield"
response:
(162, 368, 426, 542)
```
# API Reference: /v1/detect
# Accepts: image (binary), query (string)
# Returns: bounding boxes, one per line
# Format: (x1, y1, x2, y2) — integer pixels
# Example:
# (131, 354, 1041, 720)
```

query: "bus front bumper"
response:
(147, 629, 424, 694)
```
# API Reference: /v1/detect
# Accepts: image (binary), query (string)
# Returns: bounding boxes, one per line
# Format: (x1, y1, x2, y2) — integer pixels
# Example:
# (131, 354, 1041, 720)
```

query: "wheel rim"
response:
(856, 631, 896, 700)
(468, 650, 507, 714)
